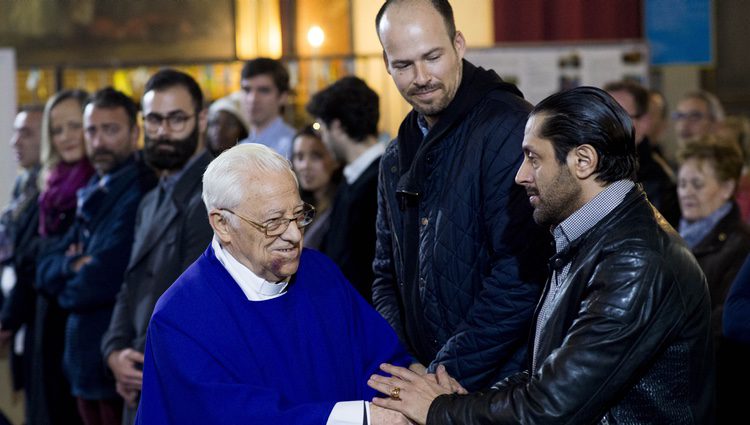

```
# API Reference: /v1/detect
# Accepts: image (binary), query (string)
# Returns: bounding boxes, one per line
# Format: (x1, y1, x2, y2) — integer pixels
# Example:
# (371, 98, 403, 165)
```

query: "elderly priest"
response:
(135, 144, 412, 424)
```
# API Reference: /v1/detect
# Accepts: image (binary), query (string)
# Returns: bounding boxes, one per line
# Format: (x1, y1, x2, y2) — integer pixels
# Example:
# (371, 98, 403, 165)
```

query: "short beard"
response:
(532, 165, 582, 227)
(144, 125, 200, 171)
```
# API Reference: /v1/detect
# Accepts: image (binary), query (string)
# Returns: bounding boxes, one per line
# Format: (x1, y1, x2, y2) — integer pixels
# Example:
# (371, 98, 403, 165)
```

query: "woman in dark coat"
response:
(677, 136, 750, 424)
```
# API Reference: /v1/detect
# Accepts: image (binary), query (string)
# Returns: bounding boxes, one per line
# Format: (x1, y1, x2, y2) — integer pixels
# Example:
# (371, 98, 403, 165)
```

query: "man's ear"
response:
(209, 210, 231, 244)
(197, 107, 208, 135)
(330, 118, 343, 135)
(570, 144, 599, 179)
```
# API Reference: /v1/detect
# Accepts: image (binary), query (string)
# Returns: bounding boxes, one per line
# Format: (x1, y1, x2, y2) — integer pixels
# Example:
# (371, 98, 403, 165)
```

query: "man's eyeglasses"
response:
(144, 112, 194, 134)
(672, 111, 708, 123)
(221, 203, 316, 236)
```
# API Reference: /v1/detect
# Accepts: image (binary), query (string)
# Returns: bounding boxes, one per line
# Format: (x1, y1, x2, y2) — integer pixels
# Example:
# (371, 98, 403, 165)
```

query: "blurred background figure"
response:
(646, 89, 669, 156)
(605, 80, 680, 227)
(306, 76, 383, 303)
(716, 114, 750, 221)
(677, 137, 750, 327)
(36, 87, 156, 425)
(206, 92, 249, 157)
(33, 89, 94, 425)
(291, 124, 342, 250)
(673, 90, 726, 151)
(238, 58, 295, 158)
(0, 106, 43, 425)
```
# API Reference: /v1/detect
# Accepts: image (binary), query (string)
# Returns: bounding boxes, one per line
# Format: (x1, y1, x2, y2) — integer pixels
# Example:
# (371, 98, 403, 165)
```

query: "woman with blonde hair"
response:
(30, 89, 94, 425)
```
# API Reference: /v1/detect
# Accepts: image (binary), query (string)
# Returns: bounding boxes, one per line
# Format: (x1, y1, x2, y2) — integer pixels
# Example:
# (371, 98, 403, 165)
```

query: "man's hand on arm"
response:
(368, 363, 464, 425)
(409, 363, 427, 375)
(370, 404, 414, 425)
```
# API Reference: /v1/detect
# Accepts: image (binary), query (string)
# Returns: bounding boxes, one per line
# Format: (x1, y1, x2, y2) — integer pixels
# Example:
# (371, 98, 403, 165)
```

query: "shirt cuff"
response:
(326, 400, 368, 425)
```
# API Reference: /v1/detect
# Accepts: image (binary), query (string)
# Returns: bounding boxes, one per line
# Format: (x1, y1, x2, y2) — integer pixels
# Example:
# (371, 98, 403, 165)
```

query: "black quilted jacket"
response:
(372, 60, 550, 391)
(428, 188, 715, 424)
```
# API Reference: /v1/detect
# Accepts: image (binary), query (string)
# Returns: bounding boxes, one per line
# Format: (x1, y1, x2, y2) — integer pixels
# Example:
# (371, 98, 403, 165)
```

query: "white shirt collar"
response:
(211, 236, 288, 301)
(343, 142, 385, 185)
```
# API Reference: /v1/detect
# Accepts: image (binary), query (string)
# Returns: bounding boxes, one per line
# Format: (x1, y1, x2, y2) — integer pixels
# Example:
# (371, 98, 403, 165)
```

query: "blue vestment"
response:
(136, 246, 410, 424)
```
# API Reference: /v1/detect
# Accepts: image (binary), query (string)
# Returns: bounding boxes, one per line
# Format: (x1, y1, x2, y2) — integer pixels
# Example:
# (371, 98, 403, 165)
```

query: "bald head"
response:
(11, 108, 43, 169)
(376, 0, 456, 42)
(376, 0, 466, 126)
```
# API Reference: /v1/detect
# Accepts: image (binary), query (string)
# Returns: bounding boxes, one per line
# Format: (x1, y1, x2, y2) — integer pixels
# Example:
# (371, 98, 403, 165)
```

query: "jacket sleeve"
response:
(0, 268, 36, 332)
(427, 251, 694, 424)
(101, 196, 149, 360)
(57, 191, 139, 312)
(35, 230, 76, 298)
(429, 113, 544, 389)
(372, 156, 407, 346)
(0, 214, 39, 332)
(724, 254, 750, 343)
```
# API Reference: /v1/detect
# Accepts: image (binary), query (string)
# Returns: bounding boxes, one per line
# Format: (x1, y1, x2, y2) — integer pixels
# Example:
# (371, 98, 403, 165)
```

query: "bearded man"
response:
(101, 69, 214, 425)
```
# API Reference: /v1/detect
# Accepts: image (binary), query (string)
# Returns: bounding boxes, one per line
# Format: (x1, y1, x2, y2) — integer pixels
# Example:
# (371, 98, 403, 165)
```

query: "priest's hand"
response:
(368, 363, 464, 425)
(370, 404, 414, 425)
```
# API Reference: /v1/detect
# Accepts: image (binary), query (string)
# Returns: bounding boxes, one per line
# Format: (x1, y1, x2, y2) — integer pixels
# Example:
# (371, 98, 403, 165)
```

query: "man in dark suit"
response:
(36, 87, 156, 425)
(306, 76, 383, 303)
(101, 69, 213, 425)
(0, 106, 42, 424)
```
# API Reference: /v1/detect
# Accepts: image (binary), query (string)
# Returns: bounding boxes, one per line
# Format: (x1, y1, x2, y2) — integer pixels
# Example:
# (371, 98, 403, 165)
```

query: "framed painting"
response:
(0, 0, 236, 66)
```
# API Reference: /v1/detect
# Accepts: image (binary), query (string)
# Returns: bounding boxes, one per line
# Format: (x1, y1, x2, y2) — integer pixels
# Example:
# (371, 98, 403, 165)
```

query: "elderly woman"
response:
(31, 89, 94, 425)
(677, 137, 750, 423)
(677, 137, 750, 330)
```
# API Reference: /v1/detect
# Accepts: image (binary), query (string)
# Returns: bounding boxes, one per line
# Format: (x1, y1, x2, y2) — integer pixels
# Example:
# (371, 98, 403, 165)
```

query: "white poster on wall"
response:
(465, 41, 649, 106)
(0, 49, 18, 208)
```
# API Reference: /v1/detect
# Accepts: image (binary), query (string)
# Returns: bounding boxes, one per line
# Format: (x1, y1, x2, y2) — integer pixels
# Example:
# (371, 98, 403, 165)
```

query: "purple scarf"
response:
(38, 159, 95, 237)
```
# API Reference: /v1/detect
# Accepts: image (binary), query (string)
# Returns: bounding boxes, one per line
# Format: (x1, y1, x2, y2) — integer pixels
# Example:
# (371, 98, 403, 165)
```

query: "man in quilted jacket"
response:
(372, 0, 550, 391)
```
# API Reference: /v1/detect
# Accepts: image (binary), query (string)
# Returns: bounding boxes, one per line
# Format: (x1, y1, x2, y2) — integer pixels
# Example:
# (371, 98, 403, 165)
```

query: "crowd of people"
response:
(1, 0, 749, 424)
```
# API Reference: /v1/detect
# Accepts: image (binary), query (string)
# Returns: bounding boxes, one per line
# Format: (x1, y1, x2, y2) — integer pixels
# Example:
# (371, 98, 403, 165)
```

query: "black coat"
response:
(321, 157, 380, 303)
(0, 168, 40, 391)
(101, 151, 213, 420)
(429, 188, 714, 424)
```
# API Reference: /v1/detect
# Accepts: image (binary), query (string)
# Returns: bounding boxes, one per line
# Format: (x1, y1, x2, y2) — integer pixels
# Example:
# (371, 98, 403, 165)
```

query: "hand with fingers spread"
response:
(368, 363, 466, 425)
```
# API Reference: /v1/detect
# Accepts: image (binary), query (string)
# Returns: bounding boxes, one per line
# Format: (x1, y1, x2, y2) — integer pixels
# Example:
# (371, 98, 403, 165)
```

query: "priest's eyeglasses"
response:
(221, 203, 316, 236)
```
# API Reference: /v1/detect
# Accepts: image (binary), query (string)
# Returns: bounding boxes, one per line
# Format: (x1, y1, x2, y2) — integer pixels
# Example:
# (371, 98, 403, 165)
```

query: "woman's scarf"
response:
(38, 159, 95, 237)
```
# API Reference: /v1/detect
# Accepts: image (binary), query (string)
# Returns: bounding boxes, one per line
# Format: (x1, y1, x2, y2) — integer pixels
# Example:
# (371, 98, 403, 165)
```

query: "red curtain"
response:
(493, 0, 642, 42)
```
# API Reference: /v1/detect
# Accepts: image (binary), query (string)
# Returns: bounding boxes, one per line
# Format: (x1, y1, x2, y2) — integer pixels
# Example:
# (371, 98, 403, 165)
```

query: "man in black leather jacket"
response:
(368, 87, 715, 424)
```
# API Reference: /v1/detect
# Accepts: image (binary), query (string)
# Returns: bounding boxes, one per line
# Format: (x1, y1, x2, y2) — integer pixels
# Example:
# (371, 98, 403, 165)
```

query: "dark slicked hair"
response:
(376, 0, 456, 41)
(603, 80, 650, 118)
(532, 86, 638, 184)
(240, 58, 290, 94)
(86, 87, 138, 127)
(143, 68, 204, 113)
(306, 76, 379, 142)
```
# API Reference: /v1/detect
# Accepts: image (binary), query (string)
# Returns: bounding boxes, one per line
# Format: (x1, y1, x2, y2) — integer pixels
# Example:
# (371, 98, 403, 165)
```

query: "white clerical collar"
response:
(211, 237, 288, 301)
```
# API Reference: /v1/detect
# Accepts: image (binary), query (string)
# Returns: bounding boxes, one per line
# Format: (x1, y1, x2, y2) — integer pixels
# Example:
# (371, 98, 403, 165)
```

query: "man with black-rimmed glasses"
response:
(101, 69, 213, 425)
